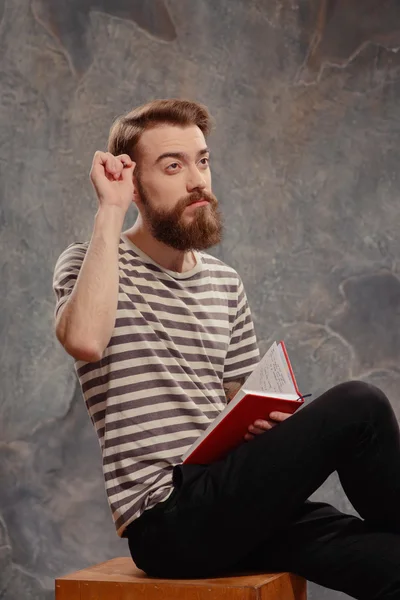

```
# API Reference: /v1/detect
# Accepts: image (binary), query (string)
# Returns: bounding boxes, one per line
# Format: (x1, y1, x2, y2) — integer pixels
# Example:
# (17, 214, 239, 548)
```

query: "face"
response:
(133, 124, 223, 251)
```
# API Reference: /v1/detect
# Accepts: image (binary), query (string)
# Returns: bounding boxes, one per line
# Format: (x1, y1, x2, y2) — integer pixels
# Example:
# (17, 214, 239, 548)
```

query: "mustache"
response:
(181, 190, 217, 209)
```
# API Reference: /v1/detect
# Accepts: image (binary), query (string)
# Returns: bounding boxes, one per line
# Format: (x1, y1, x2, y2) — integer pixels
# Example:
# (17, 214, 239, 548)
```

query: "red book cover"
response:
(182, 341, 305, 465)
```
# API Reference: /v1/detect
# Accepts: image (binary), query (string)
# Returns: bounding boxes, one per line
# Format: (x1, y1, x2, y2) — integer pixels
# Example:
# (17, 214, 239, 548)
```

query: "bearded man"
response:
(53, 99, 400, 599)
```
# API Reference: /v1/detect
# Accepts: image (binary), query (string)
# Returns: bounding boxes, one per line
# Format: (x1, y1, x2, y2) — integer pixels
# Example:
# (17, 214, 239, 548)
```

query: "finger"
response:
(94, 152, 122, 179)
(90, 151, 112, 181)
(253, 419, 275, 430)
(248, 423, 273, 435)
(119, 157, 135, 183)
(93, 152, 121, 179)
(249, 426, 264, 435)
(105, 156, 124, 180)
(269, 411, 292, 422)
(92, 150, 108, 164)
(244, 433, 255, 442)
(116, 154, 135, 169)
(91, 151, 109, 173)
(93, 151, 118, 169)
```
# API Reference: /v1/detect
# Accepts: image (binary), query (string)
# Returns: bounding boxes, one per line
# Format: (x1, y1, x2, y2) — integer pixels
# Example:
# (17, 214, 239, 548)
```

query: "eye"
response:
(199, 157, 210, 167)
(166, 162, 180, 172)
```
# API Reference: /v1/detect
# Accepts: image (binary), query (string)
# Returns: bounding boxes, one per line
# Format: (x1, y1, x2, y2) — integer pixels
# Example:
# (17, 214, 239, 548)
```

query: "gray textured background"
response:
(1, 0, 400, 598)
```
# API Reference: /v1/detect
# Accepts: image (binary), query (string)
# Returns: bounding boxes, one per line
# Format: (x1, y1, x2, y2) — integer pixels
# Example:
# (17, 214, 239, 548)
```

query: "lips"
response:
(188, 199, 209, 207)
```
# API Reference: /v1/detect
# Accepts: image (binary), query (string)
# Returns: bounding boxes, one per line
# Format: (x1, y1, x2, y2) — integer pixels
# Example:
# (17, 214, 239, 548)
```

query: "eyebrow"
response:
(154, 147, 210, 165)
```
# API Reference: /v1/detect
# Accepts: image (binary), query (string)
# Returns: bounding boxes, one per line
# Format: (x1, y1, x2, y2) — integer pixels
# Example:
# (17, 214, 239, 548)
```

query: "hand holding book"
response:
(182, 341, 310, 465)
(245, 410, 293, 441)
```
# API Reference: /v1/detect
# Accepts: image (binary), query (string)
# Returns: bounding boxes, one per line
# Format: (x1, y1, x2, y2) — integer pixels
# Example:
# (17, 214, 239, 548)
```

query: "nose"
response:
(186, 166, 206, 193)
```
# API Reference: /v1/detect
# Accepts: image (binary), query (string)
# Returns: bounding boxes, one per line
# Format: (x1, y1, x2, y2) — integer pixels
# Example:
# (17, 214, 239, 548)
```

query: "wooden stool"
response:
(56, 557, 307, 599)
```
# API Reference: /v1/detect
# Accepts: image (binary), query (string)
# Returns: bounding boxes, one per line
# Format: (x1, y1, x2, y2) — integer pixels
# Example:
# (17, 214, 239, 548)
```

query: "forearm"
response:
(56, 206, 125, 361)
(224, 377, 246, 403)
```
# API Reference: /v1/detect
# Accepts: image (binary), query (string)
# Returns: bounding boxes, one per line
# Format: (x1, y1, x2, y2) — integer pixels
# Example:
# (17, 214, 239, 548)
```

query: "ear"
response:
(132, 183, 140, 203)
(132, 173, 140, 206)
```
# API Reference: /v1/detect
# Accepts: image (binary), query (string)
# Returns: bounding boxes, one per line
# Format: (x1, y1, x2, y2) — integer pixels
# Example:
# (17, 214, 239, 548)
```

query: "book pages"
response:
(277, 343, 295, 388)
(243, 342, 296, 395)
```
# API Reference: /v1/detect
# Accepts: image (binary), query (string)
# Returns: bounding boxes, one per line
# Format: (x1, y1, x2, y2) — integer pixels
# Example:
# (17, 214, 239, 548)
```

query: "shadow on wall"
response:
(300, 0, 400, 81)
(30, 0, 177, 77)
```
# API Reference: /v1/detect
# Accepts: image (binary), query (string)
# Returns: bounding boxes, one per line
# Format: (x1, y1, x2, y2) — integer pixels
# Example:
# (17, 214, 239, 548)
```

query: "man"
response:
(53, 99, 400, 599)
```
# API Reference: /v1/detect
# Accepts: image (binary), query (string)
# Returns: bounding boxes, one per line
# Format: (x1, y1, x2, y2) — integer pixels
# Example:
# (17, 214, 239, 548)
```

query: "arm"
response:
(55, 151, 135, 362)
(55, 207, 124, 362)
(223, 376, 246, 403)
(223, 276, 260, 403)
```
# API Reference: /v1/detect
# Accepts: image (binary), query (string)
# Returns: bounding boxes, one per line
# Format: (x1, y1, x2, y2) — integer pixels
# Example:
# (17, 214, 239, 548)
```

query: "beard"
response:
(136, 177, 223, 252)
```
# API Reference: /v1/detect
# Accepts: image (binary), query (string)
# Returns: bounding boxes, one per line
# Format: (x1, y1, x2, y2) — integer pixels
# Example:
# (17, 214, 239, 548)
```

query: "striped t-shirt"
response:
(53, 234, 260, 537)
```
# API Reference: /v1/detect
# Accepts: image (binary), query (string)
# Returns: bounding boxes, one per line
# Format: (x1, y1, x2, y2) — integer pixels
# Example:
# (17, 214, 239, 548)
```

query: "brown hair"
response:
(108, 99, 213, 159)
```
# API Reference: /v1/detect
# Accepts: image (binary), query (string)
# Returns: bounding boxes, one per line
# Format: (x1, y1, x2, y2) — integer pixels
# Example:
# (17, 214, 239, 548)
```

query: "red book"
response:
(182, 341, 305, 465)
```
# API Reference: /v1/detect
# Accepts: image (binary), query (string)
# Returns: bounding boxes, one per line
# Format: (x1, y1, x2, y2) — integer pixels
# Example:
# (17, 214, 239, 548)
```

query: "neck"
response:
(123, 215, 197, 273)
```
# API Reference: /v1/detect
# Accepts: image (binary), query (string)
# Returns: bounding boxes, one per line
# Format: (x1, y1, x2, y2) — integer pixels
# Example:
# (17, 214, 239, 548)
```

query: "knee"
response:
(329, 380, 391, 417)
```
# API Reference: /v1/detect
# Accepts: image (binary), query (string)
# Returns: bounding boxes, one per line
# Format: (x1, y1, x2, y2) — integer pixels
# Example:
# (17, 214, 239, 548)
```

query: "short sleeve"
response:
(52, 242, 88, 318)
(223, 277, 260, 383)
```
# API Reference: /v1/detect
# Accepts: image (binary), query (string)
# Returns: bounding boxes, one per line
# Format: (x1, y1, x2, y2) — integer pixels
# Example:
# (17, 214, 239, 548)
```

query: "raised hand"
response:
(90, 151, 135, 213)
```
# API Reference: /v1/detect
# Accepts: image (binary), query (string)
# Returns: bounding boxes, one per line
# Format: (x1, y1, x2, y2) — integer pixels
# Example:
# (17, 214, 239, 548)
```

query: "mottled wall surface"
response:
(1, 1, 400, 598)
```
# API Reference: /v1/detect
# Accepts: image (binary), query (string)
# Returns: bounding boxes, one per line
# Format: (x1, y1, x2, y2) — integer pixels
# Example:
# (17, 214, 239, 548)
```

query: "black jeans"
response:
(126, 381, 400, 599)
